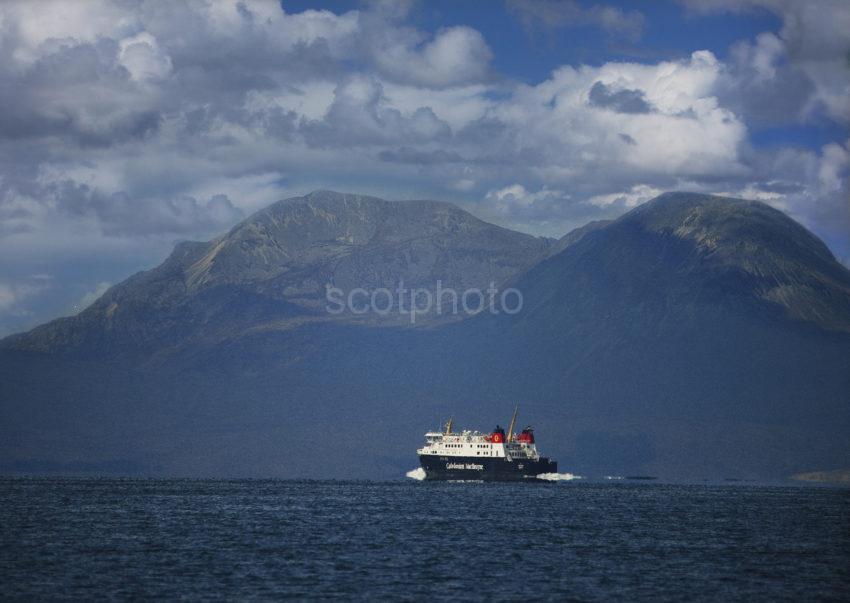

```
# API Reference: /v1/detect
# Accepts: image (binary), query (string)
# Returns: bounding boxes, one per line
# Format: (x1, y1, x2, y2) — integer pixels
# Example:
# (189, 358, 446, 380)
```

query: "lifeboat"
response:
(516, 427, 535, 444)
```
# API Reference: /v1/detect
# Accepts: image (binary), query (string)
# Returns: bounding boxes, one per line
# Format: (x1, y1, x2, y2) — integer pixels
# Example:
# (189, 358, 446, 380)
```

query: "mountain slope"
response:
(1, 192, 848, 479)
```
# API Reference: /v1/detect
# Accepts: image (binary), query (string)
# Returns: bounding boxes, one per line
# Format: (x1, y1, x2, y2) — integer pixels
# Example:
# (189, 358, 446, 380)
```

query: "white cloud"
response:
(245, 83, 337, 121)
(818, 140, 850, 194)
(382, 83, 494, 131)
(588, 184, 665, 208)
(680, 0, 850, 124)
(118, 32, 172, 81)
(488, 184, 535, 205)
(487, 51, 747, 184)
(732, 32, 784, 81)
(74, 281, 111, 313)
(302, 74, 453, 147)
(358, 7, 494, 90)
(370, 26, 493, 89)
(5, 0, 139, 64)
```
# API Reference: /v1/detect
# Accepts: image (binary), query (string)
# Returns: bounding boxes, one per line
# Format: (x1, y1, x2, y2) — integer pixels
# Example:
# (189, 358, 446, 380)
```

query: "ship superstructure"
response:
(416, 408, 557, 481)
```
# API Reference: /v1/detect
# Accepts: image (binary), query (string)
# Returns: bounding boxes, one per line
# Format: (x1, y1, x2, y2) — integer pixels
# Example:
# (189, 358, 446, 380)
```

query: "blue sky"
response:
(0, 0, 848, 336)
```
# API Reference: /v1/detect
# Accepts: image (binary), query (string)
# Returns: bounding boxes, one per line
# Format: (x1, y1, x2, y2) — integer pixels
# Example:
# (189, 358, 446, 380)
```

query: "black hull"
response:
(419, 455, 557, 481)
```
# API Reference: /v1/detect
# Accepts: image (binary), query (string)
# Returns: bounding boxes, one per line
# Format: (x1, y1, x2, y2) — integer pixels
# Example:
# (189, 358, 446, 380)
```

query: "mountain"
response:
(463, 192, 850, 477)
(1, 191, 849, 479)
(5, 191, 551, 357)
(511, 192, 850, 335)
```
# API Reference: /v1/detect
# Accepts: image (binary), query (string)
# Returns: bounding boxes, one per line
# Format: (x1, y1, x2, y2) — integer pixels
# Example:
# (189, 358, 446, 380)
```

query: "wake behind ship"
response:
(417, 408, 557, 481)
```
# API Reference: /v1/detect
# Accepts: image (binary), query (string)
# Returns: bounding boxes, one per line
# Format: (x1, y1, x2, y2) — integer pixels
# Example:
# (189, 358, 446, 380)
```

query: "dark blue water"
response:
(1, 478, 848, 600)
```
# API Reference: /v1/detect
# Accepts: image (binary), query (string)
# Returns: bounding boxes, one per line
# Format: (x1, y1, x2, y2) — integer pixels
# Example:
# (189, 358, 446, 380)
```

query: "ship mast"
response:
(506, 405, 518, 443)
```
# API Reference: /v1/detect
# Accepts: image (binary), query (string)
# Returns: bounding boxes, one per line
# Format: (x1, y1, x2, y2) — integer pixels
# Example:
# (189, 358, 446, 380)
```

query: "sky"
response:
(0, 0, 848, 336)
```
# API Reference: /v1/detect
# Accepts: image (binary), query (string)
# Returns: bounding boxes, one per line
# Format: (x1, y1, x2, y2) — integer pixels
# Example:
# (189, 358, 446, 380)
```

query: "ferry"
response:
(416, 407, 557, 481)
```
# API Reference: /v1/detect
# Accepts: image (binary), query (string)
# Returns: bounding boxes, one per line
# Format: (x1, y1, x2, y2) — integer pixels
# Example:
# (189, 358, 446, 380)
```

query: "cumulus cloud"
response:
(487, 51, 747, 180)
(716, 32, 815, 126)
(302, 75, 452, 147)
(2, 177, 244, 237)
(118, 32, 173, 82)
(680, 0, 850, 124)
(368, 25, 494, 88)
(587, 184, 665, 208)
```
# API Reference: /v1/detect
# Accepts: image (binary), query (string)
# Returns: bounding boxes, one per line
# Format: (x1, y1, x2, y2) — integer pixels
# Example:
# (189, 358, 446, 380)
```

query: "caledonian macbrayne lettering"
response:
(446, 463, 485, 471)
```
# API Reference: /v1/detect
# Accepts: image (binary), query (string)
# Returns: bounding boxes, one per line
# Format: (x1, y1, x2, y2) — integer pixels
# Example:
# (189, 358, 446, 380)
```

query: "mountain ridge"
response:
(6, 190, 850, 358)
(1, 191, 849, 480)
(3, 190, 553, 355)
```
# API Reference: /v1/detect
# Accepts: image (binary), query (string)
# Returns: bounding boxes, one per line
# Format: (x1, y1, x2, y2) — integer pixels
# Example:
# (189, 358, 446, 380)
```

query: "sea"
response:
(1, 476, 848, 600)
